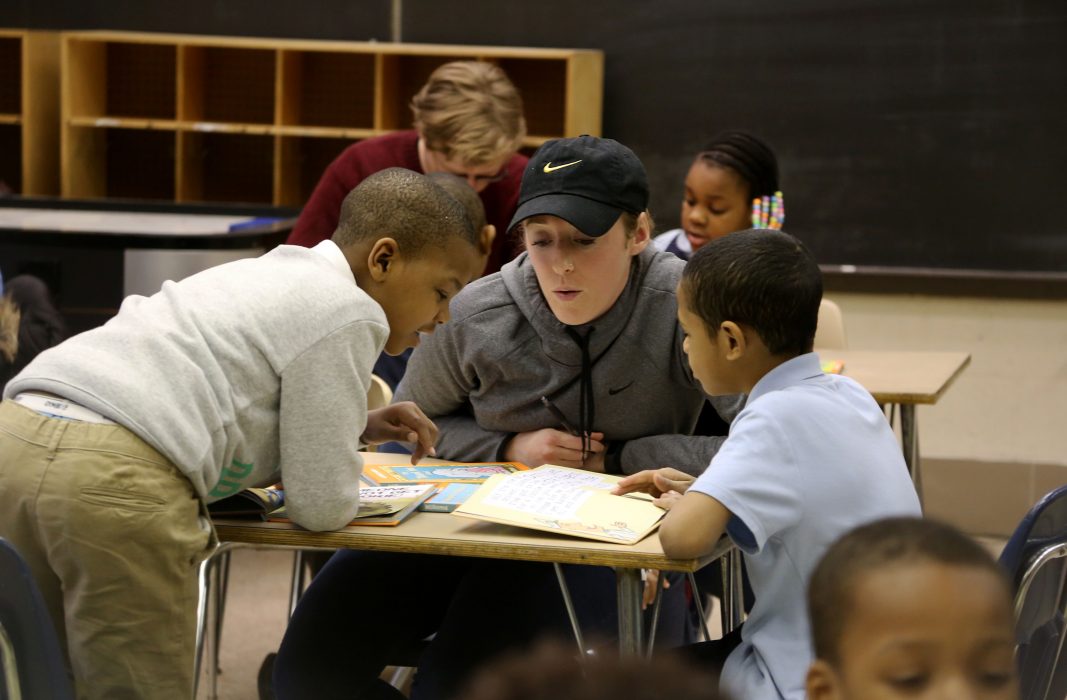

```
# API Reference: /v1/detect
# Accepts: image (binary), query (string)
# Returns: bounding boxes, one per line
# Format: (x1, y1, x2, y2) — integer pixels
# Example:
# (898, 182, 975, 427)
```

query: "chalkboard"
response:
(401, 0, 1067, 275)
(6, 0, 1066, 275)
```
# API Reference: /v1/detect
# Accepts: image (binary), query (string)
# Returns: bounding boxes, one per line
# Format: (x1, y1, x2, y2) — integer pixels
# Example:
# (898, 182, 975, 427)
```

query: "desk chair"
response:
(814, 298, 847, 350)
(999, 484, 1067, 700)
(0, 538, 75, 700)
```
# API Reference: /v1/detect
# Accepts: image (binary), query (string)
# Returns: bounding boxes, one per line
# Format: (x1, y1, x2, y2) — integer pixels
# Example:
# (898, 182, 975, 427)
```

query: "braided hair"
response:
(698, 131, 779, 200)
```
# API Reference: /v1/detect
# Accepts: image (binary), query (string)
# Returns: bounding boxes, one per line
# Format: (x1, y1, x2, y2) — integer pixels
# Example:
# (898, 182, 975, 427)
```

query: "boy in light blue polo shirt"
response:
(615, 229, 921, 700)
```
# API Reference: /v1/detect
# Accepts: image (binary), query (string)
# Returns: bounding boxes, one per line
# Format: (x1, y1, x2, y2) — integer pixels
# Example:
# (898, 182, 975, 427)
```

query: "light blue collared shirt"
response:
(690, 352, 922, 700)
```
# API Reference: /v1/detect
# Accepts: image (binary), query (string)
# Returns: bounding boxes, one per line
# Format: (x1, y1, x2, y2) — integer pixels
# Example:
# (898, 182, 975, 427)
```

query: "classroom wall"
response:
(828, 291, 1067, 535)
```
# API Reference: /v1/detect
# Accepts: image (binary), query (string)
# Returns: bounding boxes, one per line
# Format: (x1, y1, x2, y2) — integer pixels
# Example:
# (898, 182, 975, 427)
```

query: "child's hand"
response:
(362, 402, 439, 464)
(653, 490, 684, 511)
(641, 569, 671, 610)
(504, 429, 606, 470)
(612, 468, 694, 498)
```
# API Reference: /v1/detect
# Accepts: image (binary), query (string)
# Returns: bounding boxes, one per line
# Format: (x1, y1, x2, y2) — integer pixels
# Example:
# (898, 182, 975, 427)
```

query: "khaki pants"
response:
(0, 400, 216, 700)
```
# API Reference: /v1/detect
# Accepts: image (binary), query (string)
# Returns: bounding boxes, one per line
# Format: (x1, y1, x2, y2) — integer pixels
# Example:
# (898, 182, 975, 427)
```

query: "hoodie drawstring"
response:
(564, 326, 595, 465)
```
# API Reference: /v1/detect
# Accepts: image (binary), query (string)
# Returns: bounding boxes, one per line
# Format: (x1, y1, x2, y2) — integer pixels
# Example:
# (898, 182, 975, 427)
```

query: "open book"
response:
(270, 484, 435, 527)
(207, 487, 284, 520)
(453, 465, 665, 545)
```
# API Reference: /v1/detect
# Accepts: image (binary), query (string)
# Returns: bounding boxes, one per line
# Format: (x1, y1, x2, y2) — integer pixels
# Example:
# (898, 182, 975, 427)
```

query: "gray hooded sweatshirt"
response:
(394, 246, 741, 475)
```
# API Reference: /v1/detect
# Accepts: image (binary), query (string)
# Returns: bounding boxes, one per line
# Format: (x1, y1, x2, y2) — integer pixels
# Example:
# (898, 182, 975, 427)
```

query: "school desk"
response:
(815, 348, 972, 500)
(203, 453, 737, 698)
(0, 197, 295, 335)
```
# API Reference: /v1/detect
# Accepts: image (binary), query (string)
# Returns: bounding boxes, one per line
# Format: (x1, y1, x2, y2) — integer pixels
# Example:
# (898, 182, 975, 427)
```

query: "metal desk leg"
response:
(720, 547, 744, 635)
(900, 404, 924, 505)
(687, 571, 712, 642)
(616, 568, 644, 656)
(553, 563, 587, 658)
(194, 542, 237, 700)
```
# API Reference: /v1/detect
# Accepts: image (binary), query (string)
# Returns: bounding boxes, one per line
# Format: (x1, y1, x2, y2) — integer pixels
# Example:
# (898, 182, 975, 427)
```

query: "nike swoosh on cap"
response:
(543, 160, 582, 173)
(608, 381, 635, 396)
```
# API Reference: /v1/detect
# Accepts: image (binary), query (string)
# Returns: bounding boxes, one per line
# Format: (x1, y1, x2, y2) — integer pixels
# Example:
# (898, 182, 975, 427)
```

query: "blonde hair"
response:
(0, 295, 19, 363)
(412, 61, 526, 166)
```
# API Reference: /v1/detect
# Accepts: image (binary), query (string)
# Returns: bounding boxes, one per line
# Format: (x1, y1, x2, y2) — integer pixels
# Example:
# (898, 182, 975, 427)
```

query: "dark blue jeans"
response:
(273, 550, 690, 700)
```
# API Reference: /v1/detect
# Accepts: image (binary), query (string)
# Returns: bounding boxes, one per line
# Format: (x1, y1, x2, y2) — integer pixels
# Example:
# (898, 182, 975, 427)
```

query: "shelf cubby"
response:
(180, 45, 275, 126)
(0, 30, 59, 196)
(66, 39, 176, 120)
(275, 135, 353, 206)
(65, 126, 175, 200)
(279, 50, 376, 129)
(59, 31, 603, 206)
(0, 124, 21, 193)
(0, 35, 21, 115)
(494, 57, 567, 139)
(179, 131, 274, 204)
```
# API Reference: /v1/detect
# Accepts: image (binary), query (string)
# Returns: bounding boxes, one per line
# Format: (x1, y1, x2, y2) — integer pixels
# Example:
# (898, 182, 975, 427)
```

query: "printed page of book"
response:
(453, 466, 665, 545)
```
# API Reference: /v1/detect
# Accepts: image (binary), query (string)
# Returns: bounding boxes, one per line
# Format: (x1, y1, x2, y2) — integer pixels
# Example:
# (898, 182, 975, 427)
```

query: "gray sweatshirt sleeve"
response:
(394, 322, 512, 461)
(278, 320, 387, 531)
(618, 382, 747, 476)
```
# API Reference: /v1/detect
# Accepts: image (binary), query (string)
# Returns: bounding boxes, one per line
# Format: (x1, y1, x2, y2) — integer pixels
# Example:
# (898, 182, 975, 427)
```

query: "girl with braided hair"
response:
(654, 131, 783, 259)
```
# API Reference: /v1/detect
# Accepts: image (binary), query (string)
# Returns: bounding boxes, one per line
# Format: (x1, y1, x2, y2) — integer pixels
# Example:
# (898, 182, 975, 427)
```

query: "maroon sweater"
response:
(286, 130, 528, 275)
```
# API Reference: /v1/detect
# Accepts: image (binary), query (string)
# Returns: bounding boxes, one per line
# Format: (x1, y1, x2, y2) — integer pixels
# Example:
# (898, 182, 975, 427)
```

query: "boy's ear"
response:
(479, 224, 497, 256)
(805, 660, 842, 700)
(720, 321, 746, 360)
(367, 238, 400, 282)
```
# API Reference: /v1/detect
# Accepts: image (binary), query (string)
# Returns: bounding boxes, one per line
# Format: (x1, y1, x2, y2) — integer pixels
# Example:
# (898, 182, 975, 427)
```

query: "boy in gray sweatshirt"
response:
(0, 168, 484, 699)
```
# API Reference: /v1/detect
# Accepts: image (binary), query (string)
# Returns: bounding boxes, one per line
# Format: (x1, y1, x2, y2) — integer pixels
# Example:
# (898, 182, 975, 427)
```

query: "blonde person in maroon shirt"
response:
(287, 60, 528, 277)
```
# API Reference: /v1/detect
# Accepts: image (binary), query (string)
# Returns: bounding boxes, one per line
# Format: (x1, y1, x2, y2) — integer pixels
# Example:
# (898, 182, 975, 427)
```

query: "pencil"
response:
(540, 396, 588, 466)
(540, 396, 580, 436)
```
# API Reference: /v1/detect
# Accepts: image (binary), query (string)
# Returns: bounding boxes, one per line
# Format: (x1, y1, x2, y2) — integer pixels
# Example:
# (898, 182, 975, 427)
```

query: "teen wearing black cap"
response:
(274, 136, 743, 700)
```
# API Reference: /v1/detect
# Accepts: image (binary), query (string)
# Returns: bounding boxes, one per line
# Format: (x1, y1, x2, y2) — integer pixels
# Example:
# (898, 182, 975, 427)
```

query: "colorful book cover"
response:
(418, 482, 481, 513)
(361, 462, 529, 486)
(820, 359, 845, 375)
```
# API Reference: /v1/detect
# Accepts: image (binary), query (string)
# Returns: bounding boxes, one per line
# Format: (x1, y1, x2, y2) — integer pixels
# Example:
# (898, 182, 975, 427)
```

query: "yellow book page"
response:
(452, 465, 665, 545)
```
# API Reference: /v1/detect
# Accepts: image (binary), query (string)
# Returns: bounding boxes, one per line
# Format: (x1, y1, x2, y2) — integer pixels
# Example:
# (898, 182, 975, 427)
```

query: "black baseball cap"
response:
(507, 135, 649, 237)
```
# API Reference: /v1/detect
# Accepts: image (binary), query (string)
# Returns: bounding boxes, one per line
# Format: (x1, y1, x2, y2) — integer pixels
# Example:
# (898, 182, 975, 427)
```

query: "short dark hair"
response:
(697, 130, 779, 200)
(425, 172, 488, 234)
(458, 638, 729, 700)
(808, 517, 1011, 666)
(332, 167, 477, 255)
(681, 229, 821, 356)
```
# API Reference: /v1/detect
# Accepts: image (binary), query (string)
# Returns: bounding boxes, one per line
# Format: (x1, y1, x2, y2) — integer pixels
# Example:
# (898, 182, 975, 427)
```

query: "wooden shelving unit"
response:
(60, 31, 604, 206)
(0, 30, 60, 196)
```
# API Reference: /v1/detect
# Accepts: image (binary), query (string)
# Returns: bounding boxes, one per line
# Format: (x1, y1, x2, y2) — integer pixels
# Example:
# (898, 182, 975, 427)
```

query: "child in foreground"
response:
(0, 168, 483, 698)
(805, 517, 1018, 699)
(459, 637, 730, 700)
(614, 229, 921, 699)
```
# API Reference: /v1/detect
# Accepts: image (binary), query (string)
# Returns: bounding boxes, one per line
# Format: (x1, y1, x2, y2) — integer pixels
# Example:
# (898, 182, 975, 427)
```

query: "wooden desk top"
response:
(816, 349, 971, 405)
(214, 454, 726, 572)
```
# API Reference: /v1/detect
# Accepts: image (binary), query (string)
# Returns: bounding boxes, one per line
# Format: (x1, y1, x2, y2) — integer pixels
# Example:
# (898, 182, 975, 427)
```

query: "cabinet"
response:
(60, 31, 604, 206)
(0, 30, 60, 196)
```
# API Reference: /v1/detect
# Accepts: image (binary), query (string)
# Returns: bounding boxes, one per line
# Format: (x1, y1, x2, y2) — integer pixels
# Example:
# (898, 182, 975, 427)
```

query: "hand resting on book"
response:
(612, 467, 695, 510)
